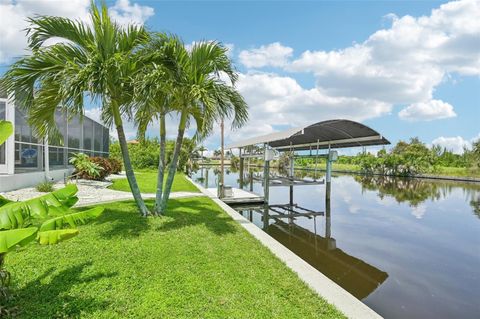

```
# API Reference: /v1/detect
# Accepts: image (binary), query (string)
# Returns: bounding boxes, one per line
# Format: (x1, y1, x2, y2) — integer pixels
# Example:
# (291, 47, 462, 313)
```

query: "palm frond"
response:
(27, 15, 94, 51)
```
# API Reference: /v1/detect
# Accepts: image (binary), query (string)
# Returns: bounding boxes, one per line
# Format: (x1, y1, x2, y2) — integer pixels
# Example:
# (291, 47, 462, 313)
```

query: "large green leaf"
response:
(0, 120, 13, 146)
(0, 184, 80, 229)
(0, 202, 29, 230)
(37, 229, 78, 245)
(0, 227, 38, 253)
(0, 195, 12, 207)
(50, 184, 79, 207)
(40, 207, 104, 231)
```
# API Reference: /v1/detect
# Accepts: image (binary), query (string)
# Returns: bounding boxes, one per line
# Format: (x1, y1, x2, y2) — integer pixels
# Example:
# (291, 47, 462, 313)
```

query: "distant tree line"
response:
(109, 138, 200, 173)
(295, 137, 480, 177)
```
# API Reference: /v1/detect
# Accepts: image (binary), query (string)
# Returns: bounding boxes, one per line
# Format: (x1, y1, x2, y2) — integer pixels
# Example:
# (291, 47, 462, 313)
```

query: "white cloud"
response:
(0, 0, 90, 63)
(236, 72, 390, 125)
(109, 0, 154, 26)
(0, 0, 154, 63)
(201, 72, 391, 145)
(411, 204, 427, 219)
(398, 99, 456, 121)
(431, 135, 472, 154)
(282, 0, 480, 120)
(239, 42, 293, 68)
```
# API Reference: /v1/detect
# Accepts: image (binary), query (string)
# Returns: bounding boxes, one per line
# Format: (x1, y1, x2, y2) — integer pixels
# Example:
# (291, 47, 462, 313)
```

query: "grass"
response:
(108, 170, 199, 193)
(35, 181, 55, 193)
(303, 163, 360, 173)
(6, 197, 344, 318)
(431, 166, 480, 178)
(303, 163, 480, 178)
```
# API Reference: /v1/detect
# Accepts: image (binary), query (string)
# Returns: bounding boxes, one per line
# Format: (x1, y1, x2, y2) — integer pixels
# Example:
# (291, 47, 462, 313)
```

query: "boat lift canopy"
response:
(226, 119, 390, 151)
(220, 119, 390, 204)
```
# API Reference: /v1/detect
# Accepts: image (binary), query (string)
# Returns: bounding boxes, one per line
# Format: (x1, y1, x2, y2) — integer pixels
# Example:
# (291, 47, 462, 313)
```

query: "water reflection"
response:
(237, 194, 389, 299)
(354, 175, 480, 219)
(191, 166, 480, 318)
(195, 166, 480, 218)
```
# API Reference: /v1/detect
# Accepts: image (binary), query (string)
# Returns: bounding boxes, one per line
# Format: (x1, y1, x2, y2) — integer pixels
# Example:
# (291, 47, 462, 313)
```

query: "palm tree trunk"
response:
(111, 103, 149, 216)
(154, 114, 166, 214)
(159, 111, 187, 213)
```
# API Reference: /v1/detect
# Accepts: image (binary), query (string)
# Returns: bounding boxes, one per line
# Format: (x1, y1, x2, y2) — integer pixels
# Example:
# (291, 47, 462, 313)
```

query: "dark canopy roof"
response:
(226, 119, 390, 151)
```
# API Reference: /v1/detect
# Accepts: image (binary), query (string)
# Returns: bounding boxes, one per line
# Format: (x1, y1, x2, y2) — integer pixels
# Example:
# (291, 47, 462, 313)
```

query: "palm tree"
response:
(1, 1, 149, 216)
(133, 35, 172, 214)
(197, 145, 207, 160)
(133, 34, 209, 214)
(157, 40, 249, 214)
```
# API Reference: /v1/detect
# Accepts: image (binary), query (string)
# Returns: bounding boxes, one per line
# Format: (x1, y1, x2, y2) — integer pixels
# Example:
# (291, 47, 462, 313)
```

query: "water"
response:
(192, 166, 480, 319)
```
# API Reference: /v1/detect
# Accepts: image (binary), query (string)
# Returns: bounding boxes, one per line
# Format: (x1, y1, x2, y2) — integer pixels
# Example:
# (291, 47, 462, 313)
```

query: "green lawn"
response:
(431, 166, 480, 178)
(108, 170, 199, 193)
(304, 163, 480, 178)
(6, 197, 344, 318)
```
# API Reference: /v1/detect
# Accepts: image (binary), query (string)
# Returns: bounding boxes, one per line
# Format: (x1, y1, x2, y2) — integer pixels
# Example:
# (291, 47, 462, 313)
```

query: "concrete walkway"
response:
(1, 179, 204, 206)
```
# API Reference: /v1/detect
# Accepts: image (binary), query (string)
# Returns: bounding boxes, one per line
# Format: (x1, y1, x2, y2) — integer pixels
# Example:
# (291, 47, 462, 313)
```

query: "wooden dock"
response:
(206, 187, 265, 205)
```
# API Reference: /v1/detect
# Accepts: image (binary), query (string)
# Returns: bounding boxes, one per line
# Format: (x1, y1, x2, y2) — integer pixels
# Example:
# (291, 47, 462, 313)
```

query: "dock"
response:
(206, 187, 265, 205)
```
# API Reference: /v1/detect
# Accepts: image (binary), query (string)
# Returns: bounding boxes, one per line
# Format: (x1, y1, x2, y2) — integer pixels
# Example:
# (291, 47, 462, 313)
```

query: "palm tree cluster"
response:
(1, 1, 248, 216)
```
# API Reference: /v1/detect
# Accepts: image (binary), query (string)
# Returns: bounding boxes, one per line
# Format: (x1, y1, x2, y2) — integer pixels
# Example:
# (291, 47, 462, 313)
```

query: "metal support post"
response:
(264, 160, 270, 203)
(239, 148, 244, 189)
(289, 155, 294, 207)
(326, 147, 332, 201)
(263, 144, 270, 203)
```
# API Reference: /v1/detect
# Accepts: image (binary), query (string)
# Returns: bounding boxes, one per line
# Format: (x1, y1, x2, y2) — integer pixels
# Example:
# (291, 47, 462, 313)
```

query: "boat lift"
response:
(224, 119, 390, 211)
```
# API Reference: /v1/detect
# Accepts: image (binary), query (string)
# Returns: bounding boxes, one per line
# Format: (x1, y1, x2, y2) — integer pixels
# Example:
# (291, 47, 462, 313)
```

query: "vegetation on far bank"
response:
(228, 137, 480, 179)
(109, 138, 201, 173)
(6, 197, 344, 319)
(301, 162, 480, 178)
(108, 170, 199, 194)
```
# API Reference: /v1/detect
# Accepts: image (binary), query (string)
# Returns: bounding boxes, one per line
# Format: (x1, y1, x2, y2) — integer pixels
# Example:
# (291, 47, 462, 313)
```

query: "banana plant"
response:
(0, 123, 104, 311)
(0, 122, 103, 252)
(0, 184, 104, 249)
(0, 121, 13, 146)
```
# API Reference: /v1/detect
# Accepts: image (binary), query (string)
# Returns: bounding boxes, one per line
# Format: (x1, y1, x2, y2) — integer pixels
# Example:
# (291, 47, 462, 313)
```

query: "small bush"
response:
(35, 181, 54, 192)
(69, 153, 123, 180)
(69, 153, 103, 180)
(90, 157, 113, 179)
(108, 158, 122, 174)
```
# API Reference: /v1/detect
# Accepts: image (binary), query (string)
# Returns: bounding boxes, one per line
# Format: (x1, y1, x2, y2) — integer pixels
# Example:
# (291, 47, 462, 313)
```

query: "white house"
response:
(0, 91, 109, 192)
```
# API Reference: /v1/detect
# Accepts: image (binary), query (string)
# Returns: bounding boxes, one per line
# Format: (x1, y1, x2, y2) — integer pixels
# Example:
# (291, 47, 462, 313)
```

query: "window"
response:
(94, 122, 103, 152)
(15, 109, 38, 144)
(103, 127, 109, 154)
(52, 111, 66, 147)
(15, 143, 42, 173)
(83, 118, 93, 151)
(49, 147, 65, 167)
(67, 116, 82, 149)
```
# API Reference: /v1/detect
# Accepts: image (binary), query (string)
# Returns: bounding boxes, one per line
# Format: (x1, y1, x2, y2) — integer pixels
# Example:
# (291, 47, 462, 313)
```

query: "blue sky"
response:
(1, 0, 479, 154)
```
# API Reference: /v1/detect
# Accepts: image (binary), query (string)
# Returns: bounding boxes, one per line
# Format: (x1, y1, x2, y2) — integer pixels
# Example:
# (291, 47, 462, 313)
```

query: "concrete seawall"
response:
(187, 176, 383, 319)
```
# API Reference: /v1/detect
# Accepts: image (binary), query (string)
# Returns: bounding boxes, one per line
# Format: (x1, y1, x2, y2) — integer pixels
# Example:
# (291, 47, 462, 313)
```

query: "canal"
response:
(192, 166, 480, 319)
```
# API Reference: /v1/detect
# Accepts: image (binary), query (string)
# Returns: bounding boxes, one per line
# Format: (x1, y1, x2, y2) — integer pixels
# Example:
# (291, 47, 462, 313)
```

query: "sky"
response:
(1, 0, 479, 155)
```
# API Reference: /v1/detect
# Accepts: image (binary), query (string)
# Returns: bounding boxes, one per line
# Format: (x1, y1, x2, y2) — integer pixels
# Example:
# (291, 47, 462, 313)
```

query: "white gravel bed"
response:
(1, 178, 204, 206)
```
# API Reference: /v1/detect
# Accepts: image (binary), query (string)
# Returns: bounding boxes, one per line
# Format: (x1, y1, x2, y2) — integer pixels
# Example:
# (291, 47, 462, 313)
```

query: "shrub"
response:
(109, 138, 199, 172)
(69, 153, 103, 180)
(108, 158, 122, 174)
(35, 181, 54, 192)
(89, 157, 113, 179)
